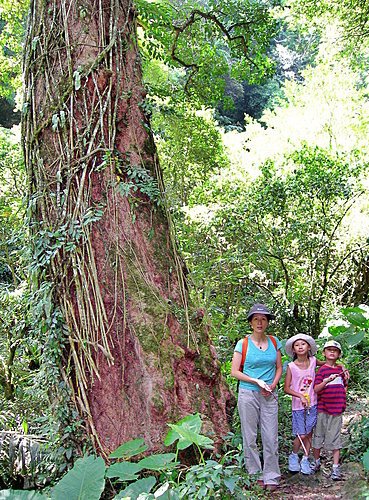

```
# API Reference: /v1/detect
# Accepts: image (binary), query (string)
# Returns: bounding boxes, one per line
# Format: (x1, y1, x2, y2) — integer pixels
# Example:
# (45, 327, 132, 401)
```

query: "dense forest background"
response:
(1, 0, 369, 498)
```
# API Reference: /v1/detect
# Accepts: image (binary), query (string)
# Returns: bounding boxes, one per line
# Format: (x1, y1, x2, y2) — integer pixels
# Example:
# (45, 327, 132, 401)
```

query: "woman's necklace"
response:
(251, 335, 267, 349)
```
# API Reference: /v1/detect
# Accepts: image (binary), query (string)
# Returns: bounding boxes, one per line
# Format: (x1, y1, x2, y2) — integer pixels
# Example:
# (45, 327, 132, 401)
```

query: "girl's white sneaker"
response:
(288, 453, 300, 472)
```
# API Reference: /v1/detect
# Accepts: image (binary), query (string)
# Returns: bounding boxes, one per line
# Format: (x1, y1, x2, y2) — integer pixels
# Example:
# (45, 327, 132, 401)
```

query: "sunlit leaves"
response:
(153, 106, 229, 207)
(0, 0, 29, 97)
(137, 0, 280, 106)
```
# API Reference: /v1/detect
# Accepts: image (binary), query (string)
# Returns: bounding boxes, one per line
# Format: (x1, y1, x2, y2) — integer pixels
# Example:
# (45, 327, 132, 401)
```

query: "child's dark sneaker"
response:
(331, 465, 342, 480)
(311, 459, 321, 472)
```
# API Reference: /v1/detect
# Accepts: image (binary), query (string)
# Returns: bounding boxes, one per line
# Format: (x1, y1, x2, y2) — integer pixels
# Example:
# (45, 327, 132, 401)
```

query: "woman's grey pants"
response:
(238, 388, 280, 485)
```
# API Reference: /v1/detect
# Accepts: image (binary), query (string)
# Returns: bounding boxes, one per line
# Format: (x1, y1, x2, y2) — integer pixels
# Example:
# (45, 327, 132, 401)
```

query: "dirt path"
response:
(274, 462, 367, 499)
(272, 395, 369, 499)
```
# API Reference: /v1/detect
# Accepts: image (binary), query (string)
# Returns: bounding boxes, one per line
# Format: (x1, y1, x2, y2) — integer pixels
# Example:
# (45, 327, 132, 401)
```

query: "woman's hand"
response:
(261, 388, 272, 397)
(254, 379, 273, 396)
(254, 379, 271, 391)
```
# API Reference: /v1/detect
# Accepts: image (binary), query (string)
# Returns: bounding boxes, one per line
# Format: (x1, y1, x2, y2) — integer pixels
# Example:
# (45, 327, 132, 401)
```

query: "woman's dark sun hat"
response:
(247, 303, 275, 321)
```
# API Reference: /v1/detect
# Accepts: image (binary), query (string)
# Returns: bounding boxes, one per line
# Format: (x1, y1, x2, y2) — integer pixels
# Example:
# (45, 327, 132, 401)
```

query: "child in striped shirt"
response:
(312, 340, 349, 480)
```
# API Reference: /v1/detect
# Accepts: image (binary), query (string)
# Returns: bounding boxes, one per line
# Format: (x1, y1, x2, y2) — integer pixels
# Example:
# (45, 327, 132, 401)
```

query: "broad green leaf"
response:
(363, 450, 369, 471)
(345, 312, 367, 327)
(52, 455, 105, 500)
(114, 477, 156, 500)
(328, 325, 350, 335)
(137, 453, 176, 471)
(106, 461, 142, 480)
(176, 439, 194, 451)
(164, 414, 202, 446)
(154, 482, 180, 499)
(0, 491, 45, 499)
(167, 423, 214, 450)
(224, 477, 237, 493)
(341, 308, 367, 327)
(346, 330, 366, 347)
(341, 307, 367, 315)
(109, 438, 148, 459)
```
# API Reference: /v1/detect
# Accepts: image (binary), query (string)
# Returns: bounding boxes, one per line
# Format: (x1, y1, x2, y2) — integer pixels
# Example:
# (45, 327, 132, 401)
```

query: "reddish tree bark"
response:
(23, 0, 234, 456)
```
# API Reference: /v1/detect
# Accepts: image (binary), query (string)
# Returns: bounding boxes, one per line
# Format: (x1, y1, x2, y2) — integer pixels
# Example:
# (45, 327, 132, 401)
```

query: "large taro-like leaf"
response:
(52, 455, 105, 500)
(137, 453, 177, 471)
(109, 438, 148, 459)
(114, 476, 156, 499)
(106, 461, 142, 481)
(341, 307, 368, 327)
(164, 413, 202, 448)
(0, 491, 45, 499)
(346, 330, 366, 347)
(154, 482, 180, 499)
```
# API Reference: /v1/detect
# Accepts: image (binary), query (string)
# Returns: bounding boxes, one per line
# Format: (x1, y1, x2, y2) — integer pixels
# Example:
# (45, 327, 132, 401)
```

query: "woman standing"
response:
(231, 303, 282, 491)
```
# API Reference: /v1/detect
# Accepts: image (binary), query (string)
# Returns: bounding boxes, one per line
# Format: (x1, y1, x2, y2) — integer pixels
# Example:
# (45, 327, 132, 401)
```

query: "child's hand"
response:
(299, 395, 309, 407)
(343, 369, 350, 382)
(324, 374, 337, 383)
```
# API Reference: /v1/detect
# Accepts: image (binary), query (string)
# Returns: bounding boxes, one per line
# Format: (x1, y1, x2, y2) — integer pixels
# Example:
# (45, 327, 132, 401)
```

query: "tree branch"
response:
(171, 8, 259, 92)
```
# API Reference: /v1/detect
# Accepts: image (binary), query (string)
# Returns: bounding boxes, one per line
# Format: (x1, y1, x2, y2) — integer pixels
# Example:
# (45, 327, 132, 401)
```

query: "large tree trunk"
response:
(22, 0, 234, 456)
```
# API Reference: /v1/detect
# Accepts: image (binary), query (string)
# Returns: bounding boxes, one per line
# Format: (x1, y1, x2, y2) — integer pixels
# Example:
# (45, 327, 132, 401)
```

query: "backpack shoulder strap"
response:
(268, 335, 278, 350)
(240, 336, 249, 371)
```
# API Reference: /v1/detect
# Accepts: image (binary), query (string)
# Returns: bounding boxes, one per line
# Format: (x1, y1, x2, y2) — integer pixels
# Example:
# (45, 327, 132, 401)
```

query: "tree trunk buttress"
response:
(22, 0, 234, 456)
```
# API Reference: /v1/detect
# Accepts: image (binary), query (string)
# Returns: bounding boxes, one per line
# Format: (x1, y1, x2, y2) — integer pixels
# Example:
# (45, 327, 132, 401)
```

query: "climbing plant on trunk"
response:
(22, 0, 233, 457)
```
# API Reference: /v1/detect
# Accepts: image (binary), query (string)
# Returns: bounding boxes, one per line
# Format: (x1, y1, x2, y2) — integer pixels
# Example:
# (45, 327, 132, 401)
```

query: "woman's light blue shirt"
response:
(235, 336, 281, 391)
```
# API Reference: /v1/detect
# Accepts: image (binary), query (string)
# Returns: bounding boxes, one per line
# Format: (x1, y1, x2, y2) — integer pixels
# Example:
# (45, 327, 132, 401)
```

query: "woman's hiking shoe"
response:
(300, 457, 312, 475)
(265, 484, 278, 491)
(331, 465, 342, 481)
(288, 453, 300, 472)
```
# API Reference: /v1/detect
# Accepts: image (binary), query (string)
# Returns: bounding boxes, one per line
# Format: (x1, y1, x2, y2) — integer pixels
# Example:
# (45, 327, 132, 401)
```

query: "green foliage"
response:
(0, 491, 44, 499)
(109, 438, 148, 460)
(52, 455, 106, 500)
(137, 0, 279, 107)
(152, 107, 229, 207)
(164, 413, 214, 463)
(116, 164, 160, 204)
(0, 414, 252, 499)
(175, 459, 247, 499)
(0, 413, 256, 499)
(363, 449, 369, 472)
(0, 0, 29, 98)
(344, 414, 369, 469)
(0, 127, 25, 284)
(175, 144, 368, 346)
(115, 477, 157, 499)
(291, 0, 369, 51)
